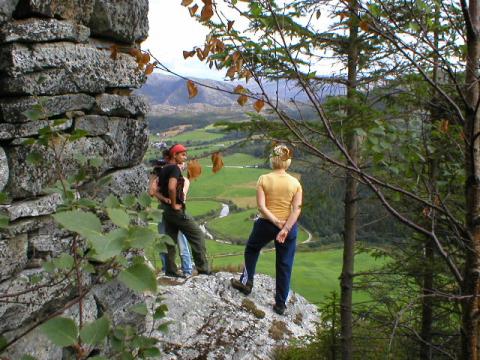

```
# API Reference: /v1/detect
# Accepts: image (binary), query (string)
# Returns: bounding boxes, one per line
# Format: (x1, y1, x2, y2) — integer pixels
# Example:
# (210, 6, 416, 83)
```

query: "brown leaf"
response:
(145, 63, 154, 75)
(110, 45, 118, 60)
(183, 50, 196, 59)
(244, 70, 253, 82)
(235, 58, 244, 72)
(439, 119, 449, 133)
(359, 20, 369, 32)
(202, 46, 210, 58)
(227, 20, 235, 32)
(129, 48, 141, 58)
(339, 12, 348, 20)
(215, 39, 225, 52)
(201, 4, 214, 21)
(181, 0, 194, 6)
(196, 47, 205, 61)
(202, 0, 212, 5)
(234, 85, 245, 94)
(226, 66, 237, 79)
(254, 99, 265, 112)
(187, 80, 198, 99)
(211, 152, 224, 173)
(316, 10, 321, 19)
(187, 160, 202, 180)
(189, 4, 199, 16)
(232, 51, 241, 62)
(237, 94, 248, 106)
(140, 53, 150, 65)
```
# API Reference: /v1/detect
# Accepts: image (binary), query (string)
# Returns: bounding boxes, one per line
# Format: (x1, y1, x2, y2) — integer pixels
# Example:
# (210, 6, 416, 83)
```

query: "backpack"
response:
(148, 173, 159, 197)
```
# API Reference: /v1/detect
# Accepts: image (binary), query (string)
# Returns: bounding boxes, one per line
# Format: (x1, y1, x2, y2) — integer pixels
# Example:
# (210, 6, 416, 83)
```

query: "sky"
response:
(144, 1, 337, 81)
(144, 1, 226, 81)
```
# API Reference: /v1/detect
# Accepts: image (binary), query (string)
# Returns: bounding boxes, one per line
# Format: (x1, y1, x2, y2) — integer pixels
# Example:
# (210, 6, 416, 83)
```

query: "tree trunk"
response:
(421, 239, 434, 359)
(340, 1, 359, 359)
(462, 1, 480, 359)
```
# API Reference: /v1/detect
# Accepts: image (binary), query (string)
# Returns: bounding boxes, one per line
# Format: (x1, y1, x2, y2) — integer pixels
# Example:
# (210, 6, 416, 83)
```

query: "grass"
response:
(169, 128, 225, 144)
(208, 209, 309, 243)
(186, 200, 222, 217)
(208, 244, 387, 305)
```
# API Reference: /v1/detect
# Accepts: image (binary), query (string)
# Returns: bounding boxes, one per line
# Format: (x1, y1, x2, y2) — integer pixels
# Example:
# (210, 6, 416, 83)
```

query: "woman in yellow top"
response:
(231, 144, 303, 315)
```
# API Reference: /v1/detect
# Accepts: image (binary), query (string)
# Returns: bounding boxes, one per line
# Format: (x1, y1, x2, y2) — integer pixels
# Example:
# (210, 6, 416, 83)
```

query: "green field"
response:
(187, 200, 222, 217)
(208, 208, 309, 243)
(169, 127, 225, 144)
(207, 241, 386, 305)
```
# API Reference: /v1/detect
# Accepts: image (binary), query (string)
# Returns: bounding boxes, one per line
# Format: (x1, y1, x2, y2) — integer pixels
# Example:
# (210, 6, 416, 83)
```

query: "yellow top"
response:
(257, 172, 302, 221)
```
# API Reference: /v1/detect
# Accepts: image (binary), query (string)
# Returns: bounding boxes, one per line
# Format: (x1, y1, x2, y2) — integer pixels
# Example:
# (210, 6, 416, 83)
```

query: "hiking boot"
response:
(273, 303, 286, 315)
(231, 278, 253, 295)
(165, 271, 183, 278)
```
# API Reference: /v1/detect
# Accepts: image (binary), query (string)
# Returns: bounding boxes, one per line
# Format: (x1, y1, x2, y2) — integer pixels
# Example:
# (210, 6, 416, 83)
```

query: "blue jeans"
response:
(158, 221, 193, 275)
(177, 231, 193, 275)
(240, 218, 298, 306)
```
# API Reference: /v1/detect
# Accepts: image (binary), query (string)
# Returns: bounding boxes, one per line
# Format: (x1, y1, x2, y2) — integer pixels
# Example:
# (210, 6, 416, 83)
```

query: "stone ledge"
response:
(0, 118, 72, 140)
(0, 18, 90, 44)
(94, 93, 150, 117)
(0, 93, 95, 123)
(0, 193, 63, 221)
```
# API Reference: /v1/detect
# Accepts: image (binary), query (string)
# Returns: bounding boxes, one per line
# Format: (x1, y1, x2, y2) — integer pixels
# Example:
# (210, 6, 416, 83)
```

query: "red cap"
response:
(169, 144, 187, 155)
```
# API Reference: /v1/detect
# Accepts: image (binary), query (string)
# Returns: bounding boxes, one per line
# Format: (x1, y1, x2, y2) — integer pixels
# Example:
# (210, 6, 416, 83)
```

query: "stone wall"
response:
(0, 1, 150, 358)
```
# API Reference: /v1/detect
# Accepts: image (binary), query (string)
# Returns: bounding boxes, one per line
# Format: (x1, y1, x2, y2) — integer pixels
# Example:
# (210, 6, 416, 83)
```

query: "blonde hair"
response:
(269, 144, 292, 170)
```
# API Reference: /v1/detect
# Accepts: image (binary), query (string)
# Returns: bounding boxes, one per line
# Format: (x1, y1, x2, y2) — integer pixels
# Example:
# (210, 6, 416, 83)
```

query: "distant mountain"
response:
(137, 73, 343, 112)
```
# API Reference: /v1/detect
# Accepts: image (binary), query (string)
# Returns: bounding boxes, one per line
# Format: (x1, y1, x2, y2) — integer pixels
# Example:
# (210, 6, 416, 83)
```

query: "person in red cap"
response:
(158, 143, 211, 276)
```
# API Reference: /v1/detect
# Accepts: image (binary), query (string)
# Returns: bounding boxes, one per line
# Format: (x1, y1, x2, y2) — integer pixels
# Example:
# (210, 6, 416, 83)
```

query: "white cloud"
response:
(144, 0, 225, 80)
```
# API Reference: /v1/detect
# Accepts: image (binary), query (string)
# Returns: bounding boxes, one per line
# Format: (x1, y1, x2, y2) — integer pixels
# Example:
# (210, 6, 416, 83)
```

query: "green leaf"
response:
(157, 321, 172, 333)
(153, 304, 168, 320)
(137, 192, 152, 208)
(77, 198, 98, 209)
(104, 194, 120, 208)
(53, 253, 74, 270)
(68, 129, 89, 141)
(89, 156, 104, 168)
(149, 209, 163, 222)
(39, 317, 78, 347)
(141, 347, 161, 357)
(122, 194, 136, 208)
(20, 355, 37, 360)
(89, 357, 108, 360)
(0, 335, 7, 351)
(22, 108, 43, 121)
(53, 210, 102, 240)
(89, 229, 126, 262)
(42, 261, 55, 273)
(26, 151, 43, 165)
(0, 214, 9, 229)
(96, 175, 112, 188)
(119, 263, 157, 293)
(129, 303, 148, 316)
(107, 208, 130, 229)
(129, 226, 157, 249)
(80, 316, 110, 345)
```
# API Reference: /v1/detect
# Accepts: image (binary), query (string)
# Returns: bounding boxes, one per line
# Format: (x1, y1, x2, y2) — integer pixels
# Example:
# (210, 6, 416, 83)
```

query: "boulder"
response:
(4, 137, 112, 199)
(0, 94, 95, 123)
(0, 118, 72, 139)
(0, 18, 90, 43)
(152, 272, 320, 359)
(0, 233, 28, 281)
(106, 117, 148, 167)
(0, 43, 146, 96)
(0, 0, 20, 25)
(93, 280, 145, 328)
(0, 193, 63, 221)
(88, 0, 149, 43)
(80, 164, 148, 200)
(0, 268, 71, 333)
(0, 146, 8, 192)
(13, 0, 95, 25)
(94, 94, 150, 117)
(2, 294, 97, 360)
(74, 114, 110, 136)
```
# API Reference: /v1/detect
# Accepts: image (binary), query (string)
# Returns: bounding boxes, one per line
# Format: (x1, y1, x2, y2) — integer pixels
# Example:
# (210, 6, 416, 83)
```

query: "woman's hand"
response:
(276, 228, 289, 243)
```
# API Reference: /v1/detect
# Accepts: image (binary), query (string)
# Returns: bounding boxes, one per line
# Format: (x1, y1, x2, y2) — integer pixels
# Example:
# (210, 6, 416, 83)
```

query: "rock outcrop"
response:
(152, 272, 320, 360)
(0, 0, 150, 358)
